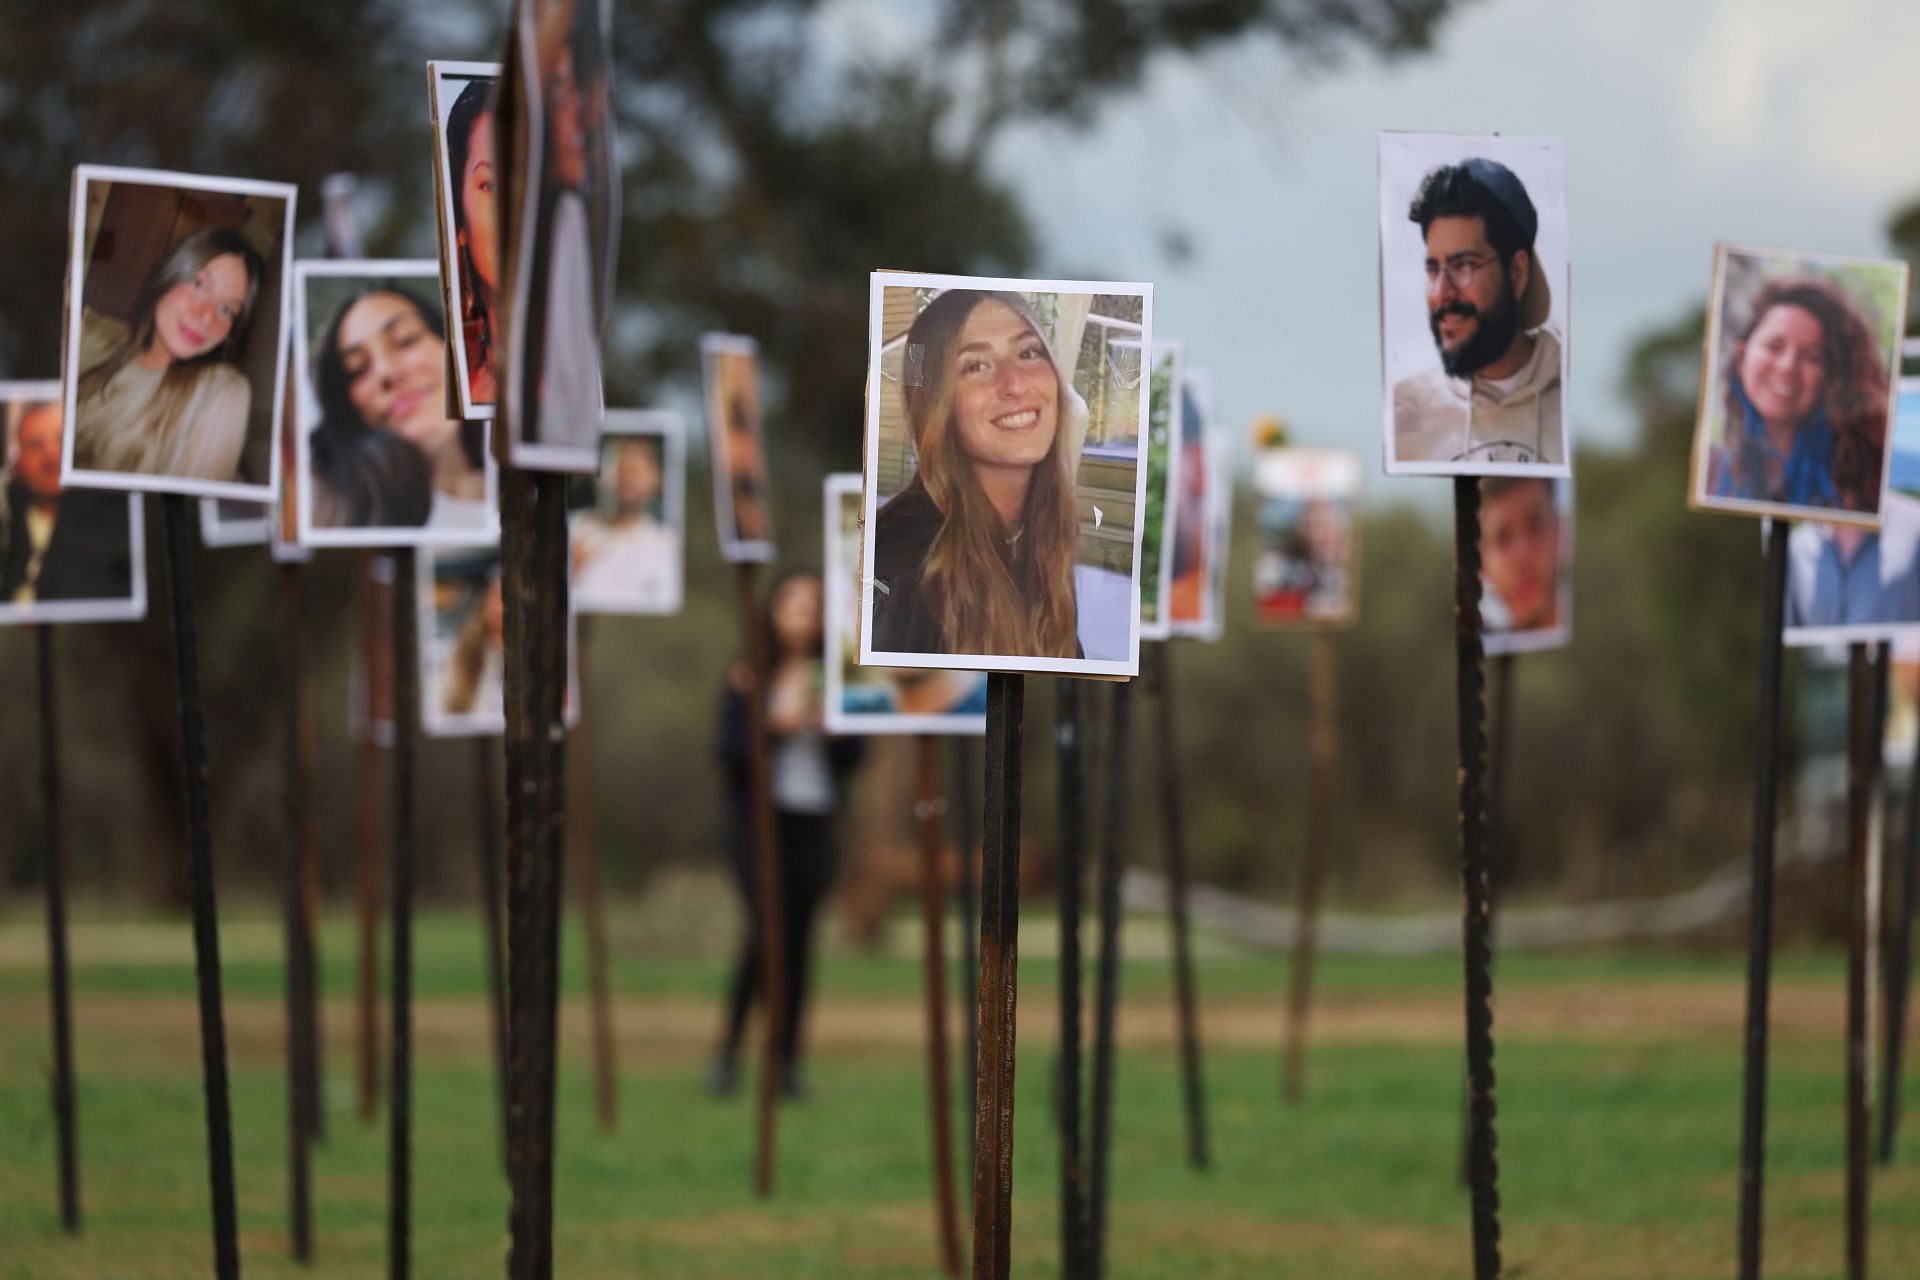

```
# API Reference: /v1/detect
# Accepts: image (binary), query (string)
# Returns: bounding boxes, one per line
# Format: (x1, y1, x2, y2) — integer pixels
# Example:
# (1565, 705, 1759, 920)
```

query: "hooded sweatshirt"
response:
(1392, 327, 1563, 466)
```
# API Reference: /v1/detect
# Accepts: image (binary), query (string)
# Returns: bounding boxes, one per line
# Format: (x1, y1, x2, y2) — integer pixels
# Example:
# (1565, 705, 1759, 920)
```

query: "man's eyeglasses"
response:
(1424, 253, 1499, 292)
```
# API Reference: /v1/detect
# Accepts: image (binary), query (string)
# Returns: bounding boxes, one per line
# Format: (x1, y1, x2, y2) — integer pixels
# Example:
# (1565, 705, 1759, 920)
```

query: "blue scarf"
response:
(1715, 375, 1839, 507)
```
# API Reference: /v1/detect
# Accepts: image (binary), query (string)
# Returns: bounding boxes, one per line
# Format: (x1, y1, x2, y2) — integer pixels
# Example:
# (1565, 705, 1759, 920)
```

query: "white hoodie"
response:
(1392, 327, 1564, 466)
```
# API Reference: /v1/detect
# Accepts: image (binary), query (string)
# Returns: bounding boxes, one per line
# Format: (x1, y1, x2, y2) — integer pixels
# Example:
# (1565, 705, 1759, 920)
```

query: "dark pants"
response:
(721, 809, 832, 1069)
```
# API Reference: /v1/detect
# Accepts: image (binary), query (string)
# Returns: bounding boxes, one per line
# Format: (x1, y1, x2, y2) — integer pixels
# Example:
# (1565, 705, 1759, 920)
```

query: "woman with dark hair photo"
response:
(447, 74, 500, 409)
(1704, 269, 1899, 514)
(870, 289, 1084, 658)
(73, 225, 265, 482)
(306, 277, 489, 533)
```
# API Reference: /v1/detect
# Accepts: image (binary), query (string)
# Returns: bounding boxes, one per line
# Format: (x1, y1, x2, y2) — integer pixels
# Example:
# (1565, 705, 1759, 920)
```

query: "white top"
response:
(73, 309, 252, 481)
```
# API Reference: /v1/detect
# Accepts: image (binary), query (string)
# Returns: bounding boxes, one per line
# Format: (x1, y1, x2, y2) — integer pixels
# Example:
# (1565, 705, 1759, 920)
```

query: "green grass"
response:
(0, 905, 1912, 1278)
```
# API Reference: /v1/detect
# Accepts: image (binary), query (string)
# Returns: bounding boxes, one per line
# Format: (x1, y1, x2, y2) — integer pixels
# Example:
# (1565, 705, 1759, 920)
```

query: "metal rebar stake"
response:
(1885, 652, 1920, 1164)
(971, 672, 1026, 1280)
(1088, 680, 1133, 1280)
(278, 570, 313, 1263)
(1055, 680, 1088, 1277)
(1737, 519, 1791, 1280)
(389, 549, 419, 1280)
(1453, 477, 1502, 1280)
(1152, 645, 1210, 1169)
(38, 626, 80, 1234)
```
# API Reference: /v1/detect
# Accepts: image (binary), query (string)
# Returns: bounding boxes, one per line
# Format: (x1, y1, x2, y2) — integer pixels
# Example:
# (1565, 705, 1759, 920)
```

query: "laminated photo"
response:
(702, 334, 774, 563)
(497, 0, 618, 472)
(823, 474, 985, 734)
(1479, 476, 1572, 656)
(859, 272, 1154, 679)
(1785, 374, 1920, 646)
(418, 545, 579, 737)
(571, 410, 685, 616)
(1168, 367, 1228, 642)
(1379, 133, 1569, 477)
(428, 61, 503, 420)
(1135, 339, 1183, 641)
(0, 380, 146, 625)
(1691, 242, 1909, 528)
(1252, 446, 1360, 630)
(294, 259, 499, 548)
(61, 166, 297, 502)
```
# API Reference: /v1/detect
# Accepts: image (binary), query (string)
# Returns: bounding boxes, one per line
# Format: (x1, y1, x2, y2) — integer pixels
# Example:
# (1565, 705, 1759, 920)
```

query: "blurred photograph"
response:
(1692, 243, 1908, 526)
(1136, 339, 1183, 640)
(62, 167, 296, 501)
(0, 382, 146, 625)
(502, 0, 618, 471)
(429, 61, 502, 419)
(860, 273, 1154, 679)
(294, 260, 498, 547)
(1252, 446, 1359, 630)
(198, 497, 270, 548)
(823, 474, 985, 734)
(1785, 378, 1920, 644)
(419, 546, 580, 737)
(1479, 476, 1572, 655)
(571, 410, 685, 615)
(1168, 368, 1226, 640)
(703, 334, 774, 561)
(1380, 133, 1569, 476)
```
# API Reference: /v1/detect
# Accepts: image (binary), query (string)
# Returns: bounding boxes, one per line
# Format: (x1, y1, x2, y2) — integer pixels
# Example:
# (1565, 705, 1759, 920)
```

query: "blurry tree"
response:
(0, 0, 1470, 904)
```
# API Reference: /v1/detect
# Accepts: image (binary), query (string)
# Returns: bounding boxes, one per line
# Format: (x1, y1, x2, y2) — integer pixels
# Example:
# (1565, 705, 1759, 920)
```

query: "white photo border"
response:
(59, 164, 298, 503)
(571, 407, 687, 616)
(858, 270, 1154, 679)
(823, 473, 986, 736)
(293, 258, 502, 549)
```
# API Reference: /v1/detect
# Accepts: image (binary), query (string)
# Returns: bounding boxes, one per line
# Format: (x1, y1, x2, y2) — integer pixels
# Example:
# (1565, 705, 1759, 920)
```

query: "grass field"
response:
(0, 898, 1914, 1279)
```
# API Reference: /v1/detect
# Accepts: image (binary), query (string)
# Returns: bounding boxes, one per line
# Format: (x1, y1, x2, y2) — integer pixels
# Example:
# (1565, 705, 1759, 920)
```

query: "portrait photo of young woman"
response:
(859, 273, 1153, 679)
(294, 261, 497, 548)
(1692, 244, 1910, 526)
(61, 167, 296, 502)
(430, 62, 503, 419)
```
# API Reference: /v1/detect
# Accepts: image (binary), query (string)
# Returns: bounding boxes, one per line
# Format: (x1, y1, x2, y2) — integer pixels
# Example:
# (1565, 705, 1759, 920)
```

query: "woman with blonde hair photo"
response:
(870, 289, 1082, 658)
(73, 226, 264, 482)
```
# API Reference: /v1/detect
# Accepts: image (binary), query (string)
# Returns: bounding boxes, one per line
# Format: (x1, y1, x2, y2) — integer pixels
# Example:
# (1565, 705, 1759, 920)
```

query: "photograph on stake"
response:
(1252, 445, 1360, 630)
(570, 409, 685, 616)
(428, 60, 503, 420)
(1690, 242, 1909, 527)
(1169, 367, 1228, 641)
(1135, 339, 1183, 641)
(417, 545, 579, 737)
(293, 259, 499, 547)
(0, 380, 146, 625)
(703, 333, 774, 562)
(1379, 132, 1570, 476)
(198, 497, 270, 548)
(60, 165, 297, 502)
(859, 272, 1154, 679)
(497, 0, 618, 472)
(1479, 476, 1572, 655)
(823, 473, 986, 734)
(1784, 376, 1920, 644)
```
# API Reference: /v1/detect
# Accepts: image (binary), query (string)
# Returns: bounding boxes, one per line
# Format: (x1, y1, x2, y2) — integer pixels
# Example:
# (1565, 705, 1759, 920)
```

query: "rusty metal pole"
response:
(293, 568, 324, 1149)
(1055, 679, 1088, 1277)
(1452, 477, 1502, 1280)
(917, 737, 964, 1278)
(1737, 520, 1790, 1280)
(1284, 632, 1338, 1105)
(37, 626, 80, 1234)
(1151, 645, 1209, 1170)
(278, 568, 314, 1262)
(951, 737, 980, 1185)
(1088, 680, 1133, 1279)
(735, 562, 787, 1197)
(388, 548, 420, 1280)
(1845, 645, 1872, 1280)
(971, 672, 1025, 1280)
(569, 618, 619, 1132)
(475, 739, 510, 1168)
(354, 552, 384, 1125)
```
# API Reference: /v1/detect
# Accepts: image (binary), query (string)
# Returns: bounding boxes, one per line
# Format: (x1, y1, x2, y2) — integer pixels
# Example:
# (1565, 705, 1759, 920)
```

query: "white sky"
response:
(978, 0, 1920, 492)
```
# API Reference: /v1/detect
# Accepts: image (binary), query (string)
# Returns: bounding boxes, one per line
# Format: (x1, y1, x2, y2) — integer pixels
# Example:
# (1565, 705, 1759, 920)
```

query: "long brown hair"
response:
(903, 290, 1079, 657)
(1722, 276, 1889, 507)
(77, 226, 263, 452)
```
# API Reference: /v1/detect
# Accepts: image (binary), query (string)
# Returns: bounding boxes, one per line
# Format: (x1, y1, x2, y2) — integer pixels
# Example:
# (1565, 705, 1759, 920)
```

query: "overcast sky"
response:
(964, 0, 1920, 494)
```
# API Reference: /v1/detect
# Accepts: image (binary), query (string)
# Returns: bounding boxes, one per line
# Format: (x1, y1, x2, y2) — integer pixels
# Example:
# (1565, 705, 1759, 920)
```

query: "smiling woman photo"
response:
(306, 278, 489, 533)
(870, 289, 1083, 658)
(73, 226, 264, 482)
